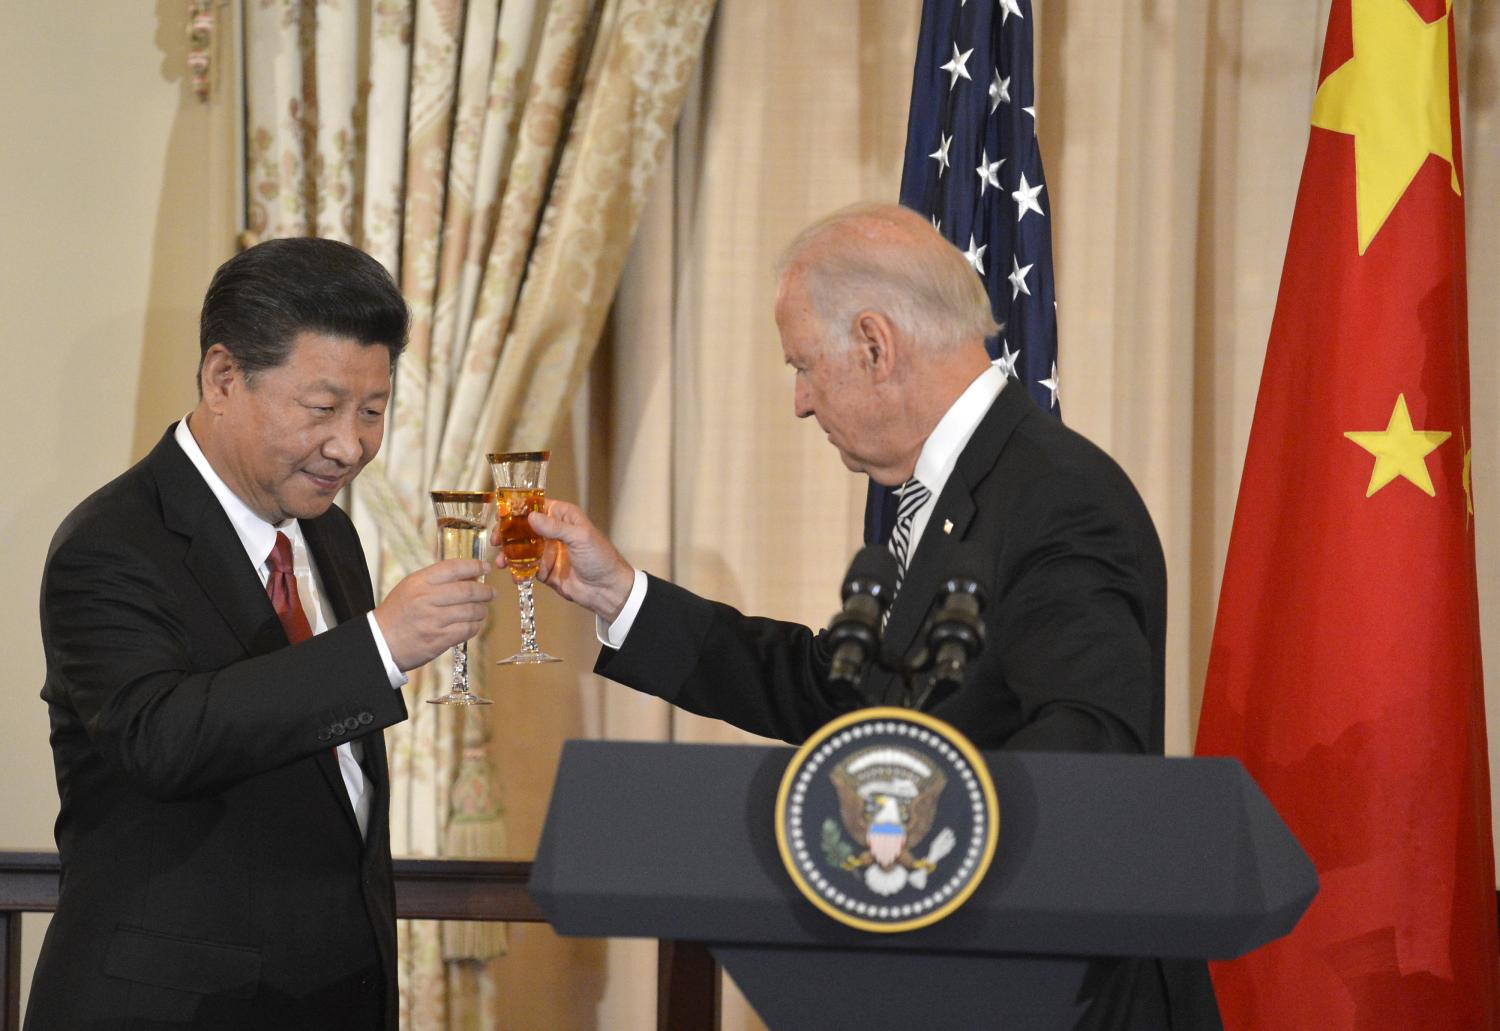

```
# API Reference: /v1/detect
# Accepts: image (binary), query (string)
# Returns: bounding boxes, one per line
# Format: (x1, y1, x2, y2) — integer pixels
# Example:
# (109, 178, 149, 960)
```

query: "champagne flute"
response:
(488, 451, 562, 665)
(428, 490, 496, 704)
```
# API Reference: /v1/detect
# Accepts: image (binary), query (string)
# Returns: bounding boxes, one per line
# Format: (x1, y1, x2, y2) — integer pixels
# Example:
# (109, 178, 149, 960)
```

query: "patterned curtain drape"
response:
(242, 0, 715, 1025)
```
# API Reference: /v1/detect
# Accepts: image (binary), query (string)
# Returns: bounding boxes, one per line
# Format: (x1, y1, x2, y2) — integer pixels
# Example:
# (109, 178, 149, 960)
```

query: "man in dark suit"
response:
(517, 203, 1220, 1028)
(30, 238, 492, 1030)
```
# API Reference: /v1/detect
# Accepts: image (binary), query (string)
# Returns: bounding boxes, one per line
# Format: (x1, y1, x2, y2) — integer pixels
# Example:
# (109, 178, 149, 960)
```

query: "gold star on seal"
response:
(1343, 393, 1451, 498)
(1311, 0, 1459, 254)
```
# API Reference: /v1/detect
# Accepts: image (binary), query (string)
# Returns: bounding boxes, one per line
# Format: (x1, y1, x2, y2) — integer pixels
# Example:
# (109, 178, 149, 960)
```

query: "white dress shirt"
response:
(599, 366, 1008, 647)
(175, 417, 406, 839)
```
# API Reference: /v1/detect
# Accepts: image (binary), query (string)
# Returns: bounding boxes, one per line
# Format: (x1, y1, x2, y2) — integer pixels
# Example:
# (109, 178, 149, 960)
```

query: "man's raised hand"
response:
(494, 500, 635, 623)
(373, 559, 494, 671)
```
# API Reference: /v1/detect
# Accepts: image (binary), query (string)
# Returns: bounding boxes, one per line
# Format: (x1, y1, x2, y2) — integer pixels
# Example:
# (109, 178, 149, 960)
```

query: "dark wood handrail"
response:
(390, 857, 545, 922)
(0, 850, 717, 1031)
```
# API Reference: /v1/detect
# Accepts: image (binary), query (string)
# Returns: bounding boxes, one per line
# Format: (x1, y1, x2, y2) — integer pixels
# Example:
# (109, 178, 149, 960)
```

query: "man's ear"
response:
(852, 310, 899, 384)
(199, 344, 239, 407)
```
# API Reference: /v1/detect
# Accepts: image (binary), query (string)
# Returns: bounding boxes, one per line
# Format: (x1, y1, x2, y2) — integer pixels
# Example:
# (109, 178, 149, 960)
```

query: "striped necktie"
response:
(887, 476, 932, 600)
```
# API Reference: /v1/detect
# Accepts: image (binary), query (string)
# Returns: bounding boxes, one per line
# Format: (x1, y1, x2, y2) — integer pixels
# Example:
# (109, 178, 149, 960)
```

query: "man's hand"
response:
(373, 559, 494, 671)
(495, 500, 635, 623)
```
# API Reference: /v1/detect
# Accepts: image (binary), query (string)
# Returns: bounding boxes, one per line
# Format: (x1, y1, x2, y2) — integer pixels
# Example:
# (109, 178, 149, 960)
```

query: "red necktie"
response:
(266, 531, 314, 644)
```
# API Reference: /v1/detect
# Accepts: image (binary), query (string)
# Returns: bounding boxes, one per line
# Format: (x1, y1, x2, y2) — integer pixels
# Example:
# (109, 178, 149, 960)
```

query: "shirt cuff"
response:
(596, 568, 649, 649)
(366, 611, 410, 688)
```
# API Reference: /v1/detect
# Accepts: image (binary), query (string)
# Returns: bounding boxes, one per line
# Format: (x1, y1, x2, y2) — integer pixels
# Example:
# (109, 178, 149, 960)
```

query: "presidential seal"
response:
(775, 707, 999, 933)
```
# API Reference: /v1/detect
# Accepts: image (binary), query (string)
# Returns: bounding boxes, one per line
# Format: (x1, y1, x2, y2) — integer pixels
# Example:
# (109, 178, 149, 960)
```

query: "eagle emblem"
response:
(826, 746, 957, 896)
(776, 707, 999, 932)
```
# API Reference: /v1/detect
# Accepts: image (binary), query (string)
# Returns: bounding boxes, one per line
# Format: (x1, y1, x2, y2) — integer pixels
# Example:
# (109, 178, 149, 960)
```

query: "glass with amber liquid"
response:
(489, 451, 562, 665)
(428, 490, 496, 704)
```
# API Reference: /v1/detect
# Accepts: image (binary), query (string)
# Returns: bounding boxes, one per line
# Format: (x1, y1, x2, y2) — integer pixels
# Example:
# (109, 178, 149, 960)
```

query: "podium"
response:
(529, 741, 1316, 1029)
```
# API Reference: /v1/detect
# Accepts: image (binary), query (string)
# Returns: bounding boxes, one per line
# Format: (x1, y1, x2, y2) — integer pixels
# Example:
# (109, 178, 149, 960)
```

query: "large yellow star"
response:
(1311, 0, 1459, 254)
(1344, 393, 1451, 497)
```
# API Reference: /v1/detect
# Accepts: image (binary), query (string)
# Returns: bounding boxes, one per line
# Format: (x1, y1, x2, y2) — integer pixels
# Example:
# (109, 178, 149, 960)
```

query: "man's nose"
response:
(324, 415, 362, 465)
(793, 381, 813, 420)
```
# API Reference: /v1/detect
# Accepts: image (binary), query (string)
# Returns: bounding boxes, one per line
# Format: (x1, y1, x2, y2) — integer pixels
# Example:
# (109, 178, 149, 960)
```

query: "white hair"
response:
(775, 202, 1000, 354)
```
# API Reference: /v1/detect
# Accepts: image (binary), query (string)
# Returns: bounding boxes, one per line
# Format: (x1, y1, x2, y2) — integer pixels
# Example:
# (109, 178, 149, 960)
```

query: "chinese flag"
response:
(1194, 0, 1500, 1028)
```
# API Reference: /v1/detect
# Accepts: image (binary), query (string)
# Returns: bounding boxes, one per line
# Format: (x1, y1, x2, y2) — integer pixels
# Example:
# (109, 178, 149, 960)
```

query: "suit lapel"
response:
(301, 513, 380, 840)
(880, 382, 1033, 665)
(151, 428, 287, 657)
(881, 492, 974, 661)
(301, 515, 366, 623)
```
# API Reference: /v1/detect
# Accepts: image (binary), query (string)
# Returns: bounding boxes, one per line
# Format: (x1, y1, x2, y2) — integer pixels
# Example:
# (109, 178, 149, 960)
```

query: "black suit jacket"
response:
(28, 426, 408, 1030)
(597, 382, 1221, 1029)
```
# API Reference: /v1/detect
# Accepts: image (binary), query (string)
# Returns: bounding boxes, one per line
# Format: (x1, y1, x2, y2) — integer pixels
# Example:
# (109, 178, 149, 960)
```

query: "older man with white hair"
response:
(517, 203, 1220, 1029)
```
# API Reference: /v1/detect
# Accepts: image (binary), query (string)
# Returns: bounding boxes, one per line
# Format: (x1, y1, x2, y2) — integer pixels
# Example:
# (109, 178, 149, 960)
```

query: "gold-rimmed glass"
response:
(488, 451, 562, 665)
(428, 490, 496, 704)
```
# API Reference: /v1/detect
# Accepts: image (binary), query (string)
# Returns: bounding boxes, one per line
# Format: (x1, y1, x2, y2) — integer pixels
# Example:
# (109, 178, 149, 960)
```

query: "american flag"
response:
(866, 0, 1059, 544)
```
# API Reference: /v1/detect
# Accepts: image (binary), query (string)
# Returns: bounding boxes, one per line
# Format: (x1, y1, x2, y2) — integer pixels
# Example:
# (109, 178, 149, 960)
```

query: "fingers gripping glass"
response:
(427, 490, 496, 705)
(488, 451, 562, 665)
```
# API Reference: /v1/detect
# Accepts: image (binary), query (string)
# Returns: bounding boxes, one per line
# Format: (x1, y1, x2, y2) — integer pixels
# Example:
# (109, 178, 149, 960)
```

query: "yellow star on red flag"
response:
(1343, 393, 1451, 497)
(1311, 0, 1459, 254)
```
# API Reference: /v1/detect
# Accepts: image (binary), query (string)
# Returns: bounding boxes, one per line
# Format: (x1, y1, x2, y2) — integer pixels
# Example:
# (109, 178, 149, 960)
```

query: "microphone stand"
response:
(867, 574, 986, 710)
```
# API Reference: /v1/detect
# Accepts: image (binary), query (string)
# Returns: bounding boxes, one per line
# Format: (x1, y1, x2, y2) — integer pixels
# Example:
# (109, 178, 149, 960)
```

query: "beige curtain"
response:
(242, 0, 714, 1026)
(600, 0, 1500, 1025)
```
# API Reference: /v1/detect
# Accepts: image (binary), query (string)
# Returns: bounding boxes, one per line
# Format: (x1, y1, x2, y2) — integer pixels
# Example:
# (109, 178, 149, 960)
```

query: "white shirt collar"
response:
(900, 366, 1007, 557)
(912, 365, 1007, 498)
(174, 415, 305, 573)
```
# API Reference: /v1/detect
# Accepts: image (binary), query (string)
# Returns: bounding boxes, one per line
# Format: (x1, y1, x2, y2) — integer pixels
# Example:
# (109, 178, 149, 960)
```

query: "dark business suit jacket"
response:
(28, 426, 407, 1030)
(597, 381, 1221, 1029)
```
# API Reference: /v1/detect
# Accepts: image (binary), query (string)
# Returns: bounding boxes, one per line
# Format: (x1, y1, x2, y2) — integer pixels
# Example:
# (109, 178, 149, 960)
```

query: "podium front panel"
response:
(529, 741, 1315, 959)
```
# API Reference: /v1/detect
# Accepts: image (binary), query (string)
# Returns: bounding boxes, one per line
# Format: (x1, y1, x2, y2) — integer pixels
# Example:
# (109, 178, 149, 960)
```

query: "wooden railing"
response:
(0, 851, 718, 1031)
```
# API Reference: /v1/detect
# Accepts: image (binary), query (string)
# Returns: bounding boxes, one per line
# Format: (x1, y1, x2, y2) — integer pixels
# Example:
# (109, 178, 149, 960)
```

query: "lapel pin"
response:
(943, 519, 954, 535)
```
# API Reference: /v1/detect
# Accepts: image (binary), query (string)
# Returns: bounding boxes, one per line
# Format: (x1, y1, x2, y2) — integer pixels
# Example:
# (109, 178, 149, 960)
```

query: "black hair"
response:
(197, 237, 409, 389)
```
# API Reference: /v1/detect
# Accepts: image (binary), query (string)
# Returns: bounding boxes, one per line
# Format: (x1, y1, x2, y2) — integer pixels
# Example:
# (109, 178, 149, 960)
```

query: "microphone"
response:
(921, 547, 987, 706)
(826, 546, 900, 693)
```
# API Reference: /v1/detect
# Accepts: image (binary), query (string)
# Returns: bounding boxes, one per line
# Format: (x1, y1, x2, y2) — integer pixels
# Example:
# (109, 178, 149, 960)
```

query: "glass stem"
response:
(452, 639, 470, 697)
(518, 578, 540, 654)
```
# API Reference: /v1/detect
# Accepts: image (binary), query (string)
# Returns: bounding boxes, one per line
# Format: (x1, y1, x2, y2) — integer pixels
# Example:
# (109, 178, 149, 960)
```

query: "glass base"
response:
(496, 650, 563, 666)
(426, 692, 494, 705)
